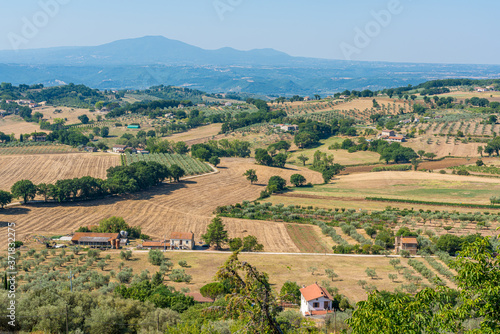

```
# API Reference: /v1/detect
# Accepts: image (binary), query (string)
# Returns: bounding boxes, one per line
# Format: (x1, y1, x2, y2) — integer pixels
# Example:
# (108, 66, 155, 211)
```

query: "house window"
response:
(179, 240, 183, 245)
(313, 302, 319, 308)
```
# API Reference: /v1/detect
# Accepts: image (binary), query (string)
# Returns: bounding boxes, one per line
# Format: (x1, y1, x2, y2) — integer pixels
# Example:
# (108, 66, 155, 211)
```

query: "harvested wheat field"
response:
(166, 123, 222, 144)
(405, 136, 484, 158)
(0, 153, 120, 191)
(2, 158, 323, 252)
(0, 115, 43, 138)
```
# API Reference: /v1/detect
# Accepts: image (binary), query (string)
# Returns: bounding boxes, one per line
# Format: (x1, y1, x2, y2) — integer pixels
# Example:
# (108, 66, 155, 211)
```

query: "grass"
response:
(285, 224, 332, 253)
(289, 137, 381, 167)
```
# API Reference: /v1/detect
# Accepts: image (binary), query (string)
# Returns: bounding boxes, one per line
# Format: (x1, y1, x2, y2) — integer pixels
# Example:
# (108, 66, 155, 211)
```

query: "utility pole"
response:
(68, 270, 74, 292)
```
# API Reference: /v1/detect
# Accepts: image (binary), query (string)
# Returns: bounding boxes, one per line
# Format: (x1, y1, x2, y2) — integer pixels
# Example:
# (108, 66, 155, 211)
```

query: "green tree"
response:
(321, 164, 345, 184)
(173, 141, 189, 154)
(267, 176, 287, 193)
(290, 174, 306, 187)
(0, 190, 12, 209)
(365, 268, 377, 279)
(100, 127, 109, 137)
(417, 150, 425, 159)
(280, 281, 301, 304)
(200, 282, 227, 300)
(297, 154, 309, 166)
(202, 217, 229, 250)
(96, 216, 128, 233)
(209, 155, 220, 167)
(243, 169, 258, 184)
(424, 152, 437, 160)
(325, 268, 339, 281)
(148, 249, 164, 266)
(11, 179, 37, 204)
(78, 114, 90, 124)
(36, 183, 50, 202)
(478, 145, 483, 157)
(120, 250, 132, 261)
(169, 164, 185, 182)
(215, 252, 284, 333)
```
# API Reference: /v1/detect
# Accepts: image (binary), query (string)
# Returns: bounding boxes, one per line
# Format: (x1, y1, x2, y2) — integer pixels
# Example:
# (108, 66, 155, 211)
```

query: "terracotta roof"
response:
(300, 283, 333, 302)
(71, 232, 120, 242)
(401, 237, 418, 244)
(170, 232, 194, 240)
(142, 241, 170, 247)
(185, 292, 214, 303)
(389, 136, 404, 140)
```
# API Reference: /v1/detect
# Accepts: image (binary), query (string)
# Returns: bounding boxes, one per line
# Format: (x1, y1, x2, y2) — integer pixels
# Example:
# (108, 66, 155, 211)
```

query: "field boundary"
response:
(366, 197, 500, 209)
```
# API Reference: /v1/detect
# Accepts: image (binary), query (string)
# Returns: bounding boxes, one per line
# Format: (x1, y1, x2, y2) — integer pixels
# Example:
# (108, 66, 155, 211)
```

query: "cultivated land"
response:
(1, 158, 323, 252)
(289, 136, 381, 166)
(34, 106, 98, 124)
(0, 115, 43, 137)
(166, 123, 222, 143)
(0, 153, 120, 191)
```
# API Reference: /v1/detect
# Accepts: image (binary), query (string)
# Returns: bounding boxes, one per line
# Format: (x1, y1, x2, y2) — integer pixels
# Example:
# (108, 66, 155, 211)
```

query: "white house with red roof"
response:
(300, 283, 333, 316)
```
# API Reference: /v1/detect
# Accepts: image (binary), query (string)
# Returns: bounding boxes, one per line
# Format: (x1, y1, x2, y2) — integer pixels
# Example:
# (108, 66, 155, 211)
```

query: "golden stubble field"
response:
(0, 115, 43, 137)
(0, 153, 121, 191)
(0, 158, 323, 252)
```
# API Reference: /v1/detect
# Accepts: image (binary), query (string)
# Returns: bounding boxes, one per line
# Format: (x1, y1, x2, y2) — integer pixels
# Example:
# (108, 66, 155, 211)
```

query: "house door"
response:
(324, 301, 329, 310)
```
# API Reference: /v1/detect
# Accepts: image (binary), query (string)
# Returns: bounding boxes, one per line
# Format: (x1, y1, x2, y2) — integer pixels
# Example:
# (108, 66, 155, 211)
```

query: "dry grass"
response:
(35, 106, 97, 124)
(2, 158, 323, 252)
(0, 115, 43, 137)
(166, 124, 222, 143)
(404, 137, 484, 158)
(285, 224, 332, 253)
(0, 153, 120, 191)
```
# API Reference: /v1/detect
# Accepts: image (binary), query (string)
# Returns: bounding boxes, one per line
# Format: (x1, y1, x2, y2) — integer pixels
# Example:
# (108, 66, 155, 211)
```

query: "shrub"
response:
(148, 249, 164, 266)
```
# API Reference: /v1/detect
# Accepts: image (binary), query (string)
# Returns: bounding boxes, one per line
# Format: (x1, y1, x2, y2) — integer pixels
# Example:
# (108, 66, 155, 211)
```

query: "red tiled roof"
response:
(142, 241, 170, 247)
(300, 283, 333, 302)
(389, 136, 404, 140)
(71, 232, 119, 242)
(401, 237, 418, 244)
(170, 232, 194, 240)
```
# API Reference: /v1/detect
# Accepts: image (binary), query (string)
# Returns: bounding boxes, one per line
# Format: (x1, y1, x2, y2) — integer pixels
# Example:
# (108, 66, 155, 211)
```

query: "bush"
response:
(148, 249, 164, 266)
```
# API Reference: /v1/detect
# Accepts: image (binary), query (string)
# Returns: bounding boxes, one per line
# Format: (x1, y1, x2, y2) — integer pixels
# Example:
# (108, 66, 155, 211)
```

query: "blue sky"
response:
(0, 0, 498, 64)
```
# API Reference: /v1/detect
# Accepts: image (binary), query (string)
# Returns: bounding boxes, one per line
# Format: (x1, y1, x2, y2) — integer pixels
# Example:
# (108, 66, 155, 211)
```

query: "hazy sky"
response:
(0, 0, 498, 64)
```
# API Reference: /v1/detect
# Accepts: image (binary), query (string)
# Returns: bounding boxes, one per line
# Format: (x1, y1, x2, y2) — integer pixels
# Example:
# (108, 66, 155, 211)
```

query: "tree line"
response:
(0, 161, 185, 207)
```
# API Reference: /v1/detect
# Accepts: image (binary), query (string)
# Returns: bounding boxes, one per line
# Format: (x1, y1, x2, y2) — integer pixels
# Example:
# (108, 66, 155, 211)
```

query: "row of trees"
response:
(4, 161, 185, 205)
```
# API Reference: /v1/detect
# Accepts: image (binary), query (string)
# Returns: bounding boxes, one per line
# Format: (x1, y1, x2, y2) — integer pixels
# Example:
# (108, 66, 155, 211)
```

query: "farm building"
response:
(387, 136, 405, 143)
(170, 232, 195, 250)
(127, 125, 141, 129)
(31, 135, 47, 142)
(83, 146, 98, 152)
(395, 236, 418, 255)
(136, 148, 149, 154)
(300, 283, 333, 316)
(381, 130, 395, 137)
(71, 232, 121, 249)
(141, 232, 195, 250)
(142, 240, 170, 250)
(112, 145, 128, 153)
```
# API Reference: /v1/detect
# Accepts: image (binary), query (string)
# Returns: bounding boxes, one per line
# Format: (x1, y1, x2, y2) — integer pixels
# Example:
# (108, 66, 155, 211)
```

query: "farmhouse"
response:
(395, 236, 418, 255)
(83, 146, 98, 152)
(170, 232, 195, 250)
(71, 232, 121, 249)
(278, 124, 299, 132)
(136, 148, 150, 154)
(31, 135, 47, 142)
(387, 136, 406, 143)
(300, 283, 333, 316)
(381, 130, 395, 137)
(112, 145, 128, 153)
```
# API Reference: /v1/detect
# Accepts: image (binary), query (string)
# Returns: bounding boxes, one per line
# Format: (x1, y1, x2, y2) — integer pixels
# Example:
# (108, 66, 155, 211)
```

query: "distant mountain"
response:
(0, 36, 294, 66)
(1, 36, 500, 95)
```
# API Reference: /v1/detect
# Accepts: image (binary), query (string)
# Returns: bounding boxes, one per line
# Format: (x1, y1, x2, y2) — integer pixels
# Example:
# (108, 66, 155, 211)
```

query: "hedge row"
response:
(371, 165, 412, 172)
(366, 197, 500, 209)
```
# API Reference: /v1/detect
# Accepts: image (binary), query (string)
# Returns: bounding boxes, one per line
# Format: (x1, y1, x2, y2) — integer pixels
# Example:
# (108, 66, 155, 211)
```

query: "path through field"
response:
(1, 158, 323, 252)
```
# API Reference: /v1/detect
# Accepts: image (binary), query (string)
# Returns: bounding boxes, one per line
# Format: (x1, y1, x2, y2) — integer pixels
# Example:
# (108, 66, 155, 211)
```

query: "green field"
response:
(124, 152, 213, 176)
